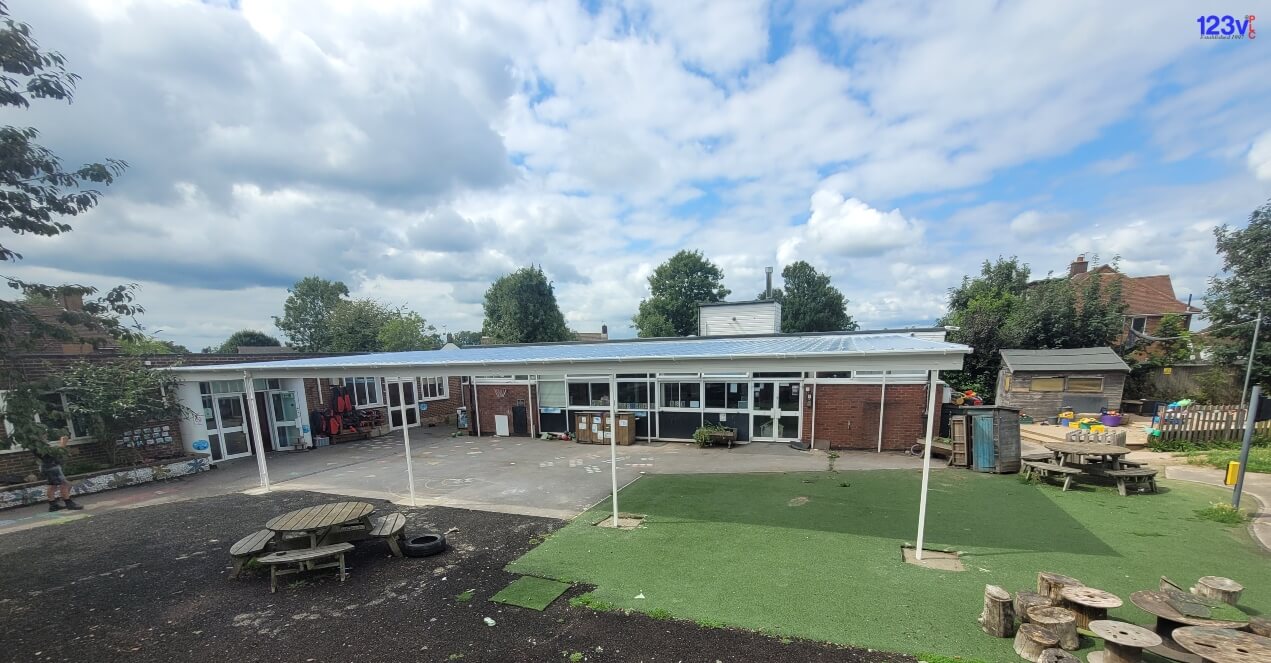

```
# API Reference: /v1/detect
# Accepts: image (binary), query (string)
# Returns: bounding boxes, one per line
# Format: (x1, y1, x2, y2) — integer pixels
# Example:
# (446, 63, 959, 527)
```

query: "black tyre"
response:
(403, 532, 447, 557)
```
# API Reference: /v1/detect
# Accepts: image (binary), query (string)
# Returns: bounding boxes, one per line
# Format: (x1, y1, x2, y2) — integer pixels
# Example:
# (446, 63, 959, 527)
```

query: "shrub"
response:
(1195, 502, 1251, 525)
(691, 422, 730, 448)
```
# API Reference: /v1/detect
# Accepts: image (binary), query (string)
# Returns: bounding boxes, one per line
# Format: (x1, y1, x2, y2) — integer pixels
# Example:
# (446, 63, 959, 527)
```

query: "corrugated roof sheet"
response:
(172, 332, 970, 373)
(999, 347, 1130, 373)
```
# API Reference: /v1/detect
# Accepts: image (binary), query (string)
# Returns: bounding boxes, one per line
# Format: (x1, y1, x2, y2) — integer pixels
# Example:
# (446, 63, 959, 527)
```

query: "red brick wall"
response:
(803, 383, 943, 451)
(470, 383, 536, 437)
(0, 417, 185, 480)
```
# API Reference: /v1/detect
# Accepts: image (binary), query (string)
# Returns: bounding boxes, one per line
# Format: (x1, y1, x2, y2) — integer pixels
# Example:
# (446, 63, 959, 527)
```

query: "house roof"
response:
(1072, 266, 1200, 316)
(170, 330, 971, 378)
(1000, 347, 1130, 373)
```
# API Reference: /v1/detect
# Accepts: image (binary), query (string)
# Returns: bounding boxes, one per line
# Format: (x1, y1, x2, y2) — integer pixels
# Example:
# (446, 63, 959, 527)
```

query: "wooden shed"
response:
(994, 347, 1130, 417)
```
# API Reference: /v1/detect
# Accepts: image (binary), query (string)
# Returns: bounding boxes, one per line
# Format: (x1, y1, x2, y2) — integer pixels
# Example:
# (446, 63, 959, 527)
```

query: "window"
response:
(200, 379, 245, 395)
(252, 378, 281, 391)
(1, 391, 91, 440)
(567, 382, 610, 407)
(1130, 317, 1147, 333)
(704, 382, 748, 409)
(1029, 377, 1065, 392)
(662, 382, 701, 408)
(753, 372, 800, 378)
(1066, 377, 1104, 393)
(538, 381, 567, 408)
(419, 376, 448, 400)
(815, 371, 852, 379)
(616, 382, 649, 409)
(343, 377, 382, 407)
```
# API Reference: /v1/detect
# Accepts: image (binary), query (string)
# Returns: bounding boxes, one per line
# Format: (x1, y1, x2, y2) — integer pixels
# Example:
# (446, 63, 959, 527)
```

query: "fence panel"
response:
(1154, 404, 1266, 443)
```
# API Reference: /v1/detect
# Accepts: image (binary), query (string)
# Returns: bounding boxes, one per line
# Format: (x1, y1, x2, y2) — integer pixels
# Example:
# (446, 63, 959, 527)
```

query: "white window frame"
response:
(419, 376, 449, 401)
(0, 390, 95, 453)
(343, 376, 382, 408)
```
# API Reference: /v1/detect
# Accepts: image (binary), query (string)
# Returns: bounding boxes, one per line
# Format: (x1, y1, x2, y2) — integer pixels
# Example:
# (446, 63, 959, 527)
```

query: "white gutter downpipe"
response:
(876, 371, 888, 453)
(914, 370, 940, 561)
(473, 377, 482, 437)
(397, 378, 418, 507)
(609, 373, 620, 527)
(243, 370, 271, 491)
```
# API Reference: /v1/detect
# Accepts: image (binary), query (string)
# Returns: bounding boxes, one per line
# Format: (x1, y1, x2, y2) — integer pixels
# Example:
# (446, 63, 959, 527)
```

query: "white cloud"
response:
(1009, 211, 1066, 237)
(778, 190, 921, 263)
(1248, 130, 1271, 181)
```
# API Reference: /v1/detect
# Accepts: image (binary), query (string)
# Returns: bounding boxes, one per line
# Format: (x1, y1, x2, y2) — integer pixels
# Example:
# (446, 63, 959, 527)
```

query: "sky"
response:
(4, 0, 1270, 351)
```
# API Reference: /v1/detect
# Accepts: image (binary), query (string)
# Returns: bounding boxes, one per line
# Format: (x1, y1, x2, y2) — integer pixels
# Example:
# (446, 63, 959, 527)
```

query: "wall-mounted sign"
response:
(418, 402, 429, 412)
(192, 439, 210, 451)
(539, 407, 562, 414)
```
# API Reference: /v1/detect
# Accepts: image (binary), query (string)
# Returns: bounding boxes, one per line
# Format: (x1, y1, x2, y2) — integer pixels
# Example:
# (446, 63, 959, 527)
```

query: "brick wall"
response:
(803, 383, 943, 451)
(470, 383, 536, 436)
(0, 417, 184, 481)
(418, 377, 464, 426)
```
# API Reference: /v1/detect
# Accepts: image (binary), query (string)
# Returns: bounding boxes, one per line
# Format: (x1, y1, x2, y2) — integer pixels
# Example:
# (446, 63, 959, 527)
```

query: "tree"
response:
(120, 336, 189, 355)
(0, 2, 137, 355)
(210, 329, 281, 354)
(1206, 199, 1271, 393)
(633, 250, 730, 337)
(762, 261, 856, 333)
(377, 310, 442, 352)
(939, 258, 1031, 396)
(326, 299, 392, 352)
(59, 358, 191, 466)
(273, 276, 349, 352)
(481, 266, 572, 344)
(1141, 313, 1192, 367)
(449, 330, 483, 346)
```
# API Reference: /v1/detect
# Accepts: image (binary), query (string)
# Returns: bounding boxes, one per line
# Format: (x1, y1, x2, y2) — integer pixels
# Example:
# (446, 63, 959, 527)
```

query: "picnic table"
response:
(1043, 441, 1132, 470)
(266, 501, 375, 548)
(1130, 590, 1249, 662)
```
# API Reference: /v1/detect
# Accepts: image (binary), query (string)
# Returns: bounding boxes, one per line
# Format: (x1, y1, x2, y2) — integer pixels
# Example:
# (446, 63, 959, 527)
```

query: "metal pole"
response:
(876, 371, 888, 453)
(914, 370, 940, 561)
(528, 381, 536, 438)
(473, 377, 482, 437)
(609, 374, 620, 527)
(809, 382, 818, 450)
(243, 371, 271, 491)
(1239, 311, 1262, 412)
(397, 378, 417, 507)
(1233, 385, 1261, 509)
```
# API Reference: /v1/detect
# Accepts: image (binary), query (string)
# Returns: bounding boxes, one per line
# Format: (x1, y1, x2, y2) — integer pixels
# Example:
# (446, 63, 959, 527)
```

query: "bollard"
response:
(1225, 461, 1240, 486)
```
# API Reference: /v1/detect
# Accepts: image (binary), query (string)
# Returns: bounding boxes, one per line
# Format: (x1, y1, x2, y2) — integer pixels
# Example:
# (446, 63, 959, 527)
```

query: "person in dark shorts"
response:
(35, 435, 83, 512)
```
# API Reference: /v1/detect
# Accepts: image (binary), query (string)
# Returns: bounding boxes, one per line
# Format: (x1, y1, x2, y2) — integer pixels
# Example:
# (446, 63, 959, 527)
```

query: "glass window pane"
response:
(662, 383, 679, 407)
(726, 383, 747, 409)
(568, 383, 590, 407)
(816, 371, 852, 379)
(202, 395, 217, 429)
(539, 381, 567, 407)
(1066, 377, 1103, 393)
(199, 382, 211, 395)
(591, 382, 610, 406)
(1030, 377, 1065, 392)
(681, 382, 701, 408)
(704, 382, 726, 408)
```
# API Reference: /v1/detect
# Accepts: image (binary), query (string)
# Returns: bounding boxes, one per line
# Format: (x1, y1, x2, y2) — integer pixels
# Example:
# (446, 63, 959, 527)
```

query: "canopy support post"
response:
(915, 370, 940, 560)
(609, 374, 620, 527)
(877, 371, 888, 453)
(397, 378, 417, 507)
(243, 371, 271, 492)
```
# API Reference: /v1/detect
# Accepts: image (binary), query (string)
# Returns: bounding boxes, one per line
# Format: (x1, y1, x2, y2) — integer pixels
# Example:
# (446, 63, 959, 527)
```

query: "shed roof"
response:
(999, 347, 1129, 373)
(169, 330, 970, 378)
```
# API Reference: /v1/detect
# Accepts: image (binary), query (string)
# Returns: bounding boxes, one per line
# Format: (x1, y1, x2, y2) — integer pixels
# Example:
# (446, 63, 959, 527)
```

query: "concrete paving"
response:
(0, 429, 923, 533)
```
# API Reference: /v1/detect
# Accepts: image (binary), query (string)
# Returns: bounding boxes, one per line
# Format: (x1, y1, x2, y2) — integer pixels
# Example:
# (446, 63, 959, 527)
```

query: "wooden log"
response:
(1014, 590, 1055, 622)
(1014, 624, 1058, 662)
(1190, 576, 1243, 606)
(980, 584, 1016, 637)
(1037, 572, 1083, 601)
(1027, 606, 1079, 651)
(1250, 615, 1271, 637)
(1037, 649, 1079, 663)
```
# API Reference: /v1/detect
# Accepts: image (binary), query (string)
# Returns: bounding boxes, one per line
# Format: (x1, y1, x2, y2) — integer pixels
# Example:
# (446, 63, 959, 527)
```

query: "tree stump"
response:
(1014, 624, 1059, 662)
(1015, 590, 1055, 622)
(1059, 586, 1122, 629)
(1250, 615, 1271, 637)
(1037, 649, 1079, 663)
(1037, 572, 1083, 601)
(980, 584, 1016, 637)
(1027, 606, 1079, 650)
(1087, 620, 1161, 663)
(1190, 576, 1243, 606)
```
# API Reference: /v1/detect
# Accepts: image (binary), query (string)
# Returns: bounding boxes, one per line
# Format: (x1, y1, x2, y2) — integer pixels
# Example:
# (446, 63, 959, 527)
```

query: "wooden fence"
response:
(1153, 404, 1271, 443)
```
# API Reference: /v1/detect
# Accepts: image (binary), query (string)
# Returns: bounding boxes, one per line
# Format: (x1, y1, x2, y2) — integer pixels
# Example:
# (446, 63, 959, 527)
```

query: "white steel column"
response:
(914, 370, 940, 560)
(528, 381, 536, 438)
(473, 378, 482, 437)
(876, 371, 888, 453)
(609, 374, 620, 527)
(809, 382, 818, 450)
(243, 371, 271, 491)
(397, 378, 418, 506)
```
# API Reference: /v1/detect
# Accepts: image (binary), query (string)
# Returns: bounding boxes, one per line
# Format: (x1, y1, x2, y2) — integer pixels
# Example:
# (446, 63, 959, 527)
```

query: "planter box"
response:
(1, 454, 210, 511)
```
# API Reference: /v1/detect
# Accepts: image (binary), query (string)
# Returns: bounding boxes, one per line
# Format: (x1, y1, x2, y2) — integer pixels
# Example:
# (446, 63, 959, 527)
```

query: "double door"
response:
(387, 378, 419, 429)
(203, 394, 252, 461)
(751, 381, 802, 442)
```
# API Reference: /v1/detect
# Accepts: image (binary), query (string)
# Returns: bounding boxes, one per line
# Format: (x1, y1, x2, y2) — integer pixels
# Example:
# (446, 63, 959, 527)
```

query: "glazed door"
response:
(269, 390, 301, 449)
(387, 379, 420, 429)
(751, 381, 801, 442)
(203, 394, 251, 460)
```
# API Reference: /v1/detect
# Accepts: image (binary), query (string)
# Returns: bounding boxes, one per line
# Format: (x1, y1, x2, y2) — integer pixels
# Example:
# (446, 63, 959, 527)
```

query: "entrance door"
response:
(387, 378, 420, 429)
(206, 394, 252, 460)
(269, 390, 302, 450)
(751, 381, 801, 442)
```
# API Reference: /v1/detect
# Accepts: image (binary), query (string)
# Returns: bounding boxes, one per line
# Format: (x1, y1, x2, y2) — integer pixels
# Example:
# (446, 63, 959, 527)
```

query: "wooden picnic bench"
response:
(1023, 460, 1083, 491)
(369, 513, 407, 557)
(1105, 467, 1158, 496)
(257, 542, 354, 593)
(1021, 451, 1055, 462)
(229, 529, 275, 578)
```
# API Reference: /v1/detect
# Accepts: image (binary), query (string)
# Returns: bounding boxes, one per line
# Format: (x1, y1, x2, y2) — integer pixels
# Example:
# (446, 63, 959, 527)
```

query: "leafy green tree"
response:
(326, 299, 391, 352)
(449, 330, 483, 346)
(0, 2, 139, 357)
(210, 329, 281, 354)
(59, 358, 191, 465)
(273, 276, 349, 351)
(633, 250, 730, 337)
(939, 257, 1030, 396)
(120, 337, 189, 355)
(481, 266, 572, 344)
(1206, 199, 1271, 392)
(1141, 313, 1191, 367)
(377, 310, 441, 352)
(762, 261, 856, 333)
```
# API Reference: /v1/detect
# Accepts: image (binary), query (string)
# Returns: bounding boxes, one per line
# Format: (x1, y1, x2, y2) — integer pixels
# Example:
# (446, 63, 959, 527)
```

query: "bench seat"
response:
(1021, 452, 1054, 462)
(228, 529, 275, 578)
(369, 513, 407, 557)
(1022, 460, 1083, 491)
(257, 542, 354, 592)
(1104, 467, 1158, 496)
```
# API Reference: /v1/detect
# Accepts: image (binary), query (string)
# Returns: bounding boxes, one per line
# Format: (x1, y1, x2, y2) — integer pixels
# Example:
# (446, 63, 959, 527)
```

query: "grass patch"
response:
(1183, 448, 1271, 474)
(454, 589, 474, 603)
(490, 576, 570, 611)
(917, 655, 990, 663)
(1195, 501, 1252, 524)
(508, 470, 1270, 661)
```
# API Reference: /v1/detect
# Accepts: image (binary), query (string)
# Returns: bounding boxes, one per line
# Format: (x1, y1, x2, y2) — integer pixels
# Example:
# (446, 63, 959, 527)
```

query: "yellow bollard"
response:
(1225, 461, 1240, 486)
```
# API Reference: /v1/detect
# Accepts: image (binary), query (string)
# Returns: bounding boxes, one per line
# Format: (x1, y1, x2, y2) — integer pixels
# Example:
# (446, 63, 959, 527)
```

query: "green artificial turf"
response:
(507, 470, 1270, 661)
(490, 575, 571, 611)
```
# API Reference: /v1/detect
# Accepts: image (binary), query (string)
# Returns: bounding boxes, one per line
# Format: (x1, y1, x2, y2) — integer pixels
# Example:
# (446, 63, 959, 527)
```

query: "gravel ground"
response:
(0, 491, 911, 663)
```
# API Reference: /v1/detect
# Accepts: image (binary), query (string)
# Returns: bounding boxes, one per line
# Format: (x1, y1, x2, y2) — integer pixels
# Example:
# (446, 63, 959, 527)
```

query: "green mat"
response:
(490, 576, 571, 611)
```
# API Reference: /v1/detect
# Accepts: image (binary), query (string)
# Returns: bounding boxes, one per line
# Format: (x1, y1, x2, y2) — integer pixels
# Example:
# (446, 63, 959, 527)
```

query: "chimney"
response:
(60, 292, 84, 312)
(765, 266, 773, 299)
(1069, 255, 1088, 276)
(601, 324, 608, 338)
